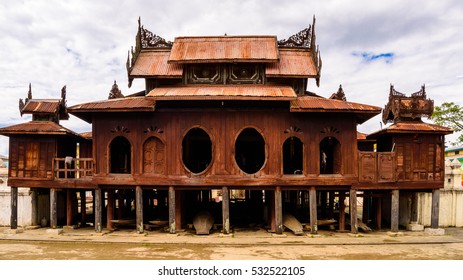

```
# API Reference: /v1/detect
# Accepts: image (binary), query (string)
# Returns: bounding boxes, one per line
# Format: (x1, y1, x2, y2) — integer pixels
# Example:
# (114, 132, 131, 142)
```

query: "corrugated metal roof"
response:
(68, 97, 156, 112)
(290, 96, 382, 112)
(130, 50, 182, 77)
(21, 99, 61, 114)
(266, 49, 317, 77)
(0, 121, 82, 137)
(168, 36, 279, 63)
(368, 122, 453, 138)
(147, 85, 297, 100)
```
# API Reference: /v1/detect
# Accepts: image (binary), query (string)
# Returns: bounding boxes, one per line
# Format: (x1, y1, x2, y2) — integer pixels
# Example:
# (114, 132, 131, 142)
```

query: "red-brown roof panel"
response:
(266, 49, 317, 77)
(368, 122, 453, 138)
(68, 97, 156, 112)
(291, 96, 382, 112)
(0, 121, 82, 137)
(169, 36, 279, 63)
(22, 99, 61, 114)
(130, 50, 182, 77)
(147, 85, 296, 100)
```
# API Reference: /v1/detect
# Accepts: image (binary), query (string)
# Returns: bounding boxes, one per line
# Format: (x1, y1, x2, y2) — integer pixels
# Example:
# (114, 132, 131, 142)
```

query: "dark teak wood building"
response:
(0, 18, 452, 234)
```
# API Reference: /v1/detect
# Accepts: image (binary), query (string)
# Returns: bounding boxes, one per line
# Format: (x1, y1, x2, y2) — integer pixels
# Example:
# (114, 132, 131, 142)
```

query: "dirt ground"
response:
(1, 226, 463, 260)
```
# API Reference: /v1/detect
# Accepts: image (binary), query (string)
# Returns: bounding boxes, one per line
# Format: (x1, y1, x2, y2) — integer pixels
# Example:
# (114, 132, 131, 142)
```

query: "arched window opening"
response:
(320, 136, 341, 174)
(182, 128, 212, 174)
(110, 136, 131, 174)
(283, 137, 303, 174)
(143, 137, 165, 175)
(235, 128, 266, 174)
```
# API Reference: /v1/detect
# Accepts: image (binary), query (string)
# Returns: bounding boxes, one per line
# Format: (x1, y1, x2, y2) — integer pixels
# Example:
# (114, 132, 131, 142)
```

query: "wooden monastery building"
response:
(0, 18, 452, 235)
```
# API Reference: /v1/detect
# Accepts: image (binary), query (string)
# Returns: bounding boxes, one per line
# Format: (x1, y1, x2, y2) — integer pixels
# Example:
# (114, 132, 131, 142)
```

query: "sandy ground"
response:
(1, 226, 463, 260)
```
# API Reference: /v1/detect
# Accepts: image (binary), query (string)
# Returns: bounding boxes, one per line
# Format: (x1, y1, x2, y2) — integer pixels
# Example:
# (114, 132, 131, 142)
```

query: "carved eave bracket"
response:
(127, 17, 172, 88)
(108, 81, 124, 99)
(382, 84, 434, 124)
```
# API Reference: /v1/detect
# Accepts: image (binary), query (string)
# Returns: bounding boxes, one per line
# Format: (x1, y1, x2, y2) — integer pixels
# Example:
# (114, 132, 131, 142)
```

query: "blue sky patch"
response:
(352, 52, 394, 63)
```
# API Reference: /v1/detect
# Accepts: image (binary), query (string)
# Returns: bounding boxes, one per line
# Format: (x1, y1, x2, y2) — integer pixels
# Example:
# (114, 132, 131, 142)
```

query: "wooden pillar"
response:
(328, 191, 334, 219)
(10, 187, 18, 229)
(50, 188, 58, 229)
(168, 186, 176, 234)
(30, 188, 38, 226)
(431, 188, 440, 229)
(391, 189, 399, 232)
(274, 186, 283, 234)
(106, 189, 115, 230)
(338, 192, 346, 231)
(309, 186, 318, 234)
(222, 186, 230, 234)
(66, 189, 73, 226)
(375, 195, 382, 230)
(267, 190, 275, 232)
(94, 188, 102, 232)
(80, 190, 86, 226)
(136, 186, 144, 233)
(350, 189, 358, 234)
(175, 190, 182, 231)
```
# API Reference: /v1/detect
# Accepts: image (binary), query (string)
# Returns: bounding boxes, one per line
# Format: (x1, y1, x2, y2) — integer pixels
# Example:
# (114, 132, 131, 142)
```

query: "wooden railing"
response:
(54, 158, 94, 179)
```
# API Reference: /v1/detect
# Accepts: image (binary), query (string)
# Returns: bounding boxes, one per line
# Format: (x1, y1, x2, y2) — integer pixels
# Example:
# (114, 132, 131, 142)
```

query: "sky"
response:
(1, 0, 462, 156)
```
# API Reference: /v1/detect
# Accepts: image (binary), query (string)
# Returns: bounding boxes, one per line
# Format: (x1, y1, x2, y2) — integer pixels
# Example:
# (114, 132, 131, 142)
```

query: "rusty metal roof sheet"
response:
(368, 122, 453, 138)
(291, 96, 382, 112)
(266, 49, 317, 77)
(68, 97, 156, 112)
(80, 131, 92, 139)
(130, 50, 182, 77)
(290, 96, 381, 124)
(68, 97, 156, 123)
(168, 36, 279, 63)
(0, 121, 82, 137)
(21, 99, 61, 114)
(147, 85, 296, 100)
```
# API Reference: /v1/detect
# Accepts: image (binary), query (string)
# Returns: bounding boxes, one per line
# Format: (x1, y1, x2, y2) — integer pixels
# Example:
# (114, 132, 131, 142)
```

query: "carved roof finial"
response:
(329, 85, 346, 101)
(27, 83, 32, 101)
(61, 85, 66, 100)
(108, 80, 124, 99)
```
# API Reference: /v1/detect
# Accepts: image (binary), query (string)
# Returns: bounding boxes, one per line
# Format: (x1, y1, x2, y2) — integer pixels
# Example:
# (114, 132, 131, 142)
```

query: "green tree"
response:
(431, 102, 463, 146)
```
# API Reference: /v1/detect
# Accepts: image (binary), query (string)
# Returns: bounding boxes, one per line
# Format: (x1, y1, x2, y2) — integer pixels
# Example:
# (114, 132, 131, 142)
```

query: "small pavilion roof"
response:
(0, 121, 82, 138)
(367, 121, 453, 138)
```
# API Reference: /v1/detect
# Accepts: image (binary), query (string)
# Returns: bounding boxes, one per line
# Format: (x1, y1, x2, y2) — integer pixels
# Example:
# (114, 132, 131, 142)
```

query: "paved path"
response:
(1, 226, 463, 259)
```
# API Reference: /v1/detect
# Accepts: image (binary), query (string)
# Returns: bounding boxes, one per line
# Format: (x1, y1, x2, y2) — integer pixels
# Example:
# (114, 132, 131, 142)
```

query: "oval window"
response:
(182, 127, 212, 174)
(235, 128, 266, 174)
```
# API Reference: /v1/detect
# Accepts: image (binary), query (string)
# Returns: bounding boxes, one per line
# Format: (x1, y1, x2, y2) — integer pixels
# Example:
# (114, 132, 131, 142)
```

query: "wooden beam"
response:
(50, 188, 57, 229)
(431, 188, 440, 229)
(94, 188, 102, 232)
(338, 192, 346, 231)
(10, 187, 18, 229)
(107, 189, 115, 230)
(391, 189, 399, 232)
(350, 189, 358, 234)
(66, 189, 73, 226)
(136, 186, 143, 233)
(168, 186, 176, 234)
(222, 186, 230, 234)
(309, 186, 318, 234)
(274, 186, 283, 234)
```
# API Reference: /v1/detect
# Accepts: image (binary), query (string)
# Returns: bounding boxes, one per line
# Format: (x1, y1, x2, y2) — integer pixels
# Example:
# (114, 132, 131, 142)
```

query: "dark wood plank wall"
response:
(92, 110, 358, 187)
(8, 136, 56, 179)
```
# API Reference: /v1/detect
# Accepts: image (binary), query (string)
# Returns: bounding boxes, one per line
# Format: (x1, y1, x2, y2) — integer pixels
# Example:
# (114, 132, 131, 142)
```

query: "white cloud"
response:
(1, 0, 462, 155)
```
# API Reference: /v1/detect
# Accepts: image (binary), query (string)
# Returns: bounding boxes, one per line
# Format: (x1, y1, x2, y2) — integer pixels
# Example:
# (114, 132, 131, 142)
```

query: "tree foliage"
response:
(431, 102, 463, 146)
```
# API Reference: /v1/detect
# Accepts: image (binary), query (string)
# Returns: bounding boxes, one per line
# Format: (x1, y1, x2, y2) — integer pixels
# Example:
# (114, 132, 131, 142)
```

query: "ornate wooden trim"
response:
(144, 125, 163, 134)
(284, 126, 302, 134)
(110, 125, 130, 133)
(278, 27, 311, 48)
(321, 126, 340, 135)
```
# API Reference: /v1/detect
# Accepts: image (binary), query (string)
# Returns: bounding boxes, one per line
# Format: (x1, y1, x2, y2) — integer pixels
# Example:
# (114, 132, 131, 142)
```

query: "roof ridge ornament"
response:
(382, 84, 433, 124)
(108, 81, 124, 99)
(329, 85, 347, 101)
